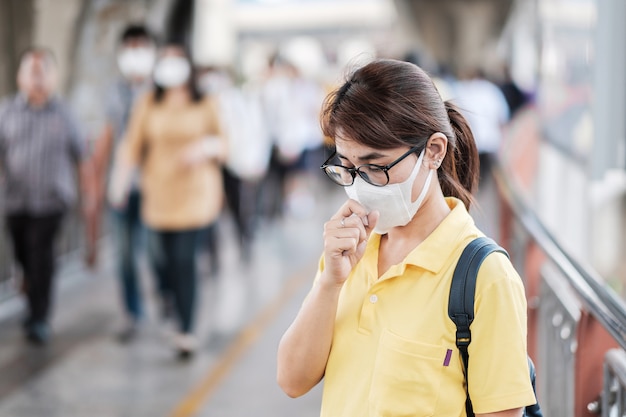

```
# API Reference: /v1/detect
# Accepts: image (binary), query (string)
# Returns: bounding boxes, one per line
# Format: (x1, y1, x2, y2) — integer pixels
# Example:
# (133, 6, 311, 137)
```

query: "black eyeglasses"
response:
(320, 146, 421, 187)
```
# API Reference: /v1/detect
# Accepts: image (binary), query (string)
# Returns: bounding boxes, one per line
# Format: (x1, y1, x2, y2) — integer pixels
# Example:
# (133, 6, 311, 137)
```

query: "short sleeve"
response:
(0, 99, 8, 153)
(204, 96, 229, 162)
(494, 84, 511, 123)
(313, 254, 325, 285)
(118, 92, 152, 166)
(468, 252, 537, 413)
(105, 83, 125, 138)
(206, 96, 226, 137)
(60, 103, 87, 162)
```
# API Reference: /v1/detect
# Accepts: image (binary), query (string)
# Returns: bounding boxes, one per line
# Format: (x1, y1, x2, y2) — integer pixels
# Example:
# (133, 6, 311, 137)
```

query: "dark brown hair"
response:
(321, 58, 479, 209)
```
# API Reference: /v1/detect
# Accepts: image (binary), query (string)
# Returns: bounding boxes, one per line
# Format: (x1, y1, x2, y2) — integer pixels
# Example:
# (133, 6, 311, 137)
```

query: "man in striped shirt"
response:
(0, 47, 93, 345)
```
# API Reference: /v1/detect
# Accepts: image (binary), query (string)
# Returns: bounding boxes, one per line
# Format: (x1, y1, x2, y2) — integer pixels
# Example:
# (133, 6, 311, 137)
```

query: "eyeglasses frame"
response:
(320, 145, 422, 187)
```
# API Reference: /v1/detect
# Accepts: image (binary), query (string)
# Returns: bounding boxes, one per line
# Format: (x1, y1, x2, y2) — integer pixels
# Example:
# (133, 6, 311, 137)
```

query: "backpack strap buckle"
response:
(454, 313, 472, 348)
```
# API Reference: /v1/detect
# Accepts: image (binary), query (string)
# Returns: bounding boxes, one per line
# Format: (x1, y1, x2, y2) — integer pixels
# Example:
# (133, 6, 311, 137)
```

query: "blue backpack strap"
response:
(448, 237, 509, 417)
(525, 357, 543, 417)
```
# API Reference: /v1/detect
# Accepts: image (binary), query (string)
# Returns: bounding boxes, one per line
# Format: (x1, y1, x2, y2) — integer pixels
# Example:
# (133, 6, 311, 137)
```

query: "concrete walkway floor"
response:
(0, 180, 341, 417)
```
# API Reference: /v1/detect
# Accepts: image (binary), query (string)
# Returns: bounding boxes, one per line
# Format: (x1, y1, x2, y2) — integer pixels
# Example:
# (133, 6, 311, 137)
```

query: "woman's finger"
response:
(324, 235, 359, 257)
(331, 199, 370, 226)
(335, 215, 367, 242)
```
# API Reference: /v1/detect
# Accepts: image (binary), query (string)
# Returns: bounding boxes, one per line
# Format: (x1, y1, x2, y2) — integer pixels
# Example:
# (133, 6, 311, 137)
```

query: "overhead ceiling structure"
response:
(394, 0, 515, 74)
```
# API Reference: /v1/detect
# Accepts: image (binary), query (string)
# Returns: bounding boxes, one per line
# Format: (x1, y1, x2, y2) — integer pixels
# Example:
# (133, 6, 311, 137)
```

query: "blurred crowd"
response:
(0, 24, 328, 359)
(0, 23, 530, 360)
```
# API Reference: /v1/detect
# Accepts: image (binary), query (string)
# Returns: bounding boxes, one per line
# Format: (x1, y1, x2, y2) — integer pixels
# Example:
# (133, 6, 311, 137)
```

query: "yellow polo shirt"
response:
(316, 197, 536, 417)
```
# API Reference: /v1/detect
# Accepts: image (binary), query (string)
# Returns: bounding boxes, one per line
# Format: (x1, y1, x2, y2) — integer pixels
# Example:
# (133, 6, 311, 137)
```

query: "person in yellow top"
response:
(277, 59, 537, 416)
(109, 42, 227, 359)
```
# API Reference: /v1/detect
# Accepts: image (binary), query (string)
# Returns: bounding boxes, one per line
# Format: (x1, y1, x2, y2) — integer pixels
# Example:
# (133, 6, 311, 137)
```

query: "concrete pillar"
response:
(0, 0, 34, 97)
(592, 0, 626, 178)
(588, 0, 626, 289)
(451, 0, 505, 72)
(63, 0, 171, 137)
(192, 0, 236, 67)
(31, 0, 85, 92)
(398, 0, 513, 73)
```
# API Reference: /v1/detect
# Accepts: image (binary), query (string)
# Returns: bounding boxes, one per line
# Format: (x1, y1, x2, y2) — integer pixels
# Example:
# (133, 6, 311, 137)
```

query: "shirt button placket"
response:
(358, 293, 378, 334)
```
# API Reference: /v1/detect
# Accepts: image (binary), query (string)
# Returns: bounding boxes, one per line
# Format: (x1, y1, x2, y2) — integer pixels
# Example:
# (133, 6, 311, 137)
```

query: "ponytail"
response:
(440, 101, 479, 210)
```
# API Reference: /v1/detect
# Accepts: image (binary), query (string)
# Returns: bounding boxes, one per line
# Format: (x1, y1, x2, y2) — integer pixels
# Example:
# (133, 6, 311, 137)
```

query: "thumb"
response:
(365, 210, 380, 236)
(356, 210, 380, 258)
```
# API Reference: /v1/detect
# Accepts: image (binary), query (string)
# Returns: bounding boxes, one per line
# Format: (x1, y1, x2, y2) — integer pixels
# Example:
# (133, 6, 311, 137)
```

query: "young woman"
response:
(110, 43, 227, 358)
(277, 59, 536, 416)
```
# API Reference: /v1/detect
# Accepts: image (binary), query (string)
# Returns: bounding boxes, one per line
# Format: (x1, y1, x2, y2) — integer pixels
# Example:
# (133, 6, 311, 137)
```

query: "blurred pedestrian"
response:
(90, 24, 156, 342)
(497, 64, 530, 118)
(198, 66, 271, 262)
(259, 55, 325, 220)
(258, 54, 293, 220)
(0, 47, 93, 345)
(453, 68, 509, 181)
(109, 42, 227, 359)
(277, 59, 536, 416)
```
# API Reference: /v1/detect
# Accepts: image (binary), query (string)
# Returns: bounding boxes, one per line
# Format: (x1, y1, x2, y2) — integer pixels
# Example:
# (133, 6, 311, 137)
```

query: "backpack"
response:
(448, 237, 543, 417)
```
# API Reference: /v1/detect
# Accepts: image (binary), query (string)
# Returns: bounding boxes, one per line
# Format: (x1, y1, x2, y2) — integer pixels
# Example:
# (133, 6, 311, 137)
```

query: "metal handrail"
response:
(491, 160, 626, 350)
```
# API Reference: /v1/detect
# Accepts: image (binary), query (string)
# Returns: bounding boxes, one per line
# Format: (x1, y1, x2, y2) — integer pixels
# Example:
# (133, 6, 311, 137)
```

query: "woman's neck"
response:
(164, 87, 190, 105)
(383, 189, 451, 248)
(376, 190, 450, 278)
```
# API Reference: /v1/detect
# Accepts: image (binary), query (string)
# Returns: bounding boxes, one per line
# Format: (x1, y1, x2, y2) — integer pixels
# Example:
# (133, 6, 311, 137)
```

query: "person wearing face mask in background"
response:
(90, 24, 156, 343)
(109, 42, 227, 359)
(277, 59, 537, 416)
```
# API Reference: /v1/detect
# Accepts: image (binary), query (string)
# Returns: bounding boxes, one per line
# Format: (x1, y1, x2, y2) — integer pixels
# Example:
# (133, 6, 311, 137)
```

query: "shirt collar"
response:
(403, 197, 475, 273)
(16, 92, 58, 110)
(16, 93, 29, 109)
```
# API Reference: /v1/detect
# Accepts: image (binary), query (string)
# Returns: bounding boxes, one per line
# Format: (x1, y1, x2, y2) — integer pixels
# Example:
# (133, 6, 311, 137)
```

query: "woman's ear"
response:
(425, 132, 448, 169)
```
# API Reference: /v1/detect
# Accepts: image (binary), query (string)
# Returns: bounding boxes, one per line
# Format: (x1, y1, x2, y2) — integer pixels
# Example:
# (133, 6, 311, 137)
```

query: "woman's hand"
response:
(178, 136, 224, 169)
(278, 199, 377, 396)
(107, 161, 132, 210)
(321, 199, 379, 287)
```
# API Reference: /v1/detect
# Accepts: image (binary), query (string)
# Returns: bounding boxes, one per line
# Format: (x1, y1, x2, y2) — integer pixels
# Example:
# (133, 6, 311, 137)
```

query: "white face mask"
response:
(345, 149, 434, 234)
(153, 56, 191, 88)
(117, 47, 156, 79)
